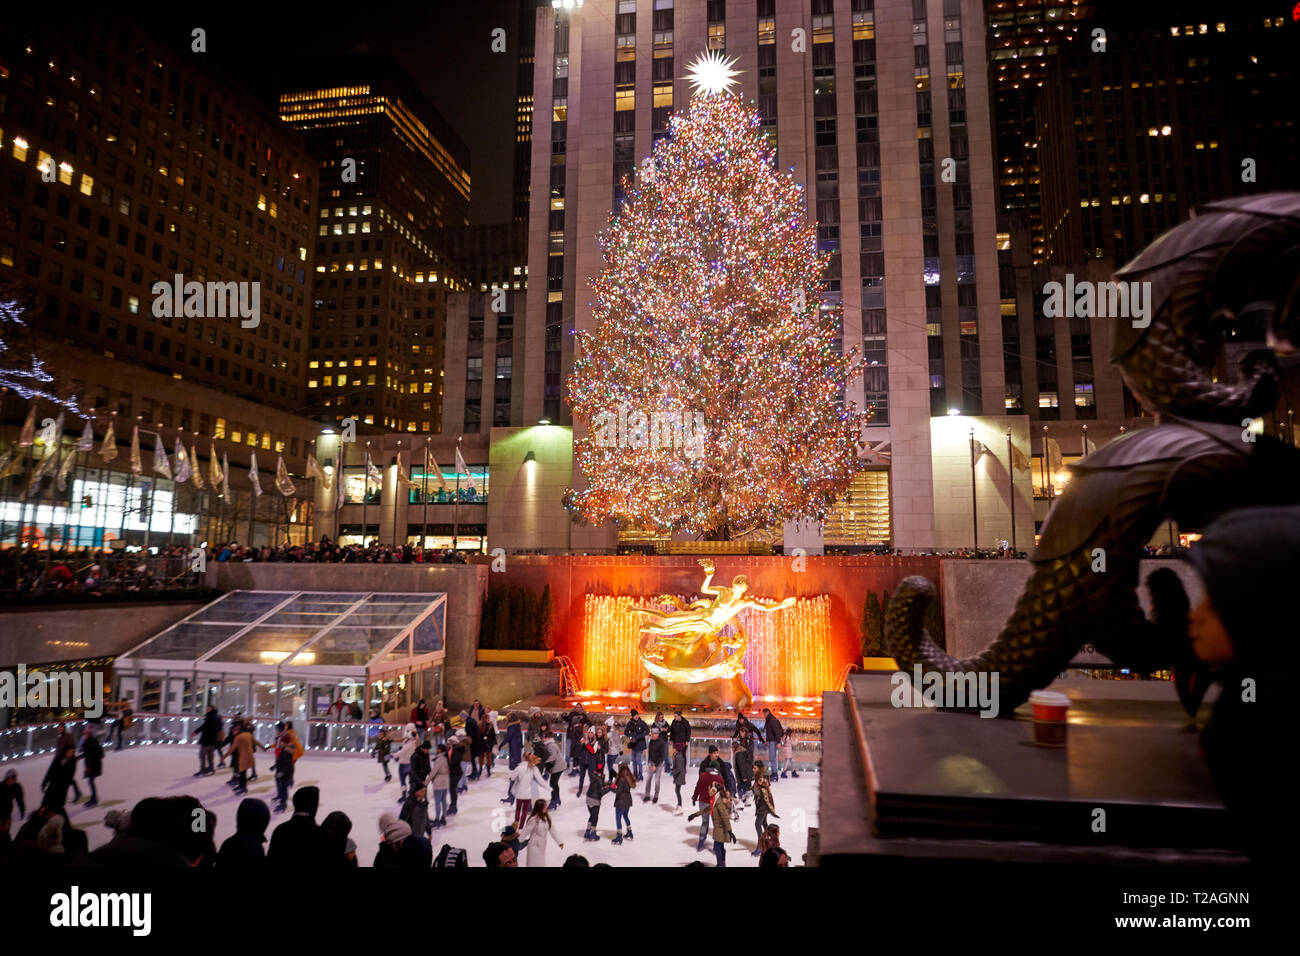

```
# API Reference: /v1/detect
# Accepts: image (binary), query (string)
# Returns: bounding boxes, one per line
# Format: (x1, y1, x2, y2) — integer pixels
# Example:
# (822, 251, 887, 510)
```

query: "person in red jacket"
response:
(689, 766, 725, 853)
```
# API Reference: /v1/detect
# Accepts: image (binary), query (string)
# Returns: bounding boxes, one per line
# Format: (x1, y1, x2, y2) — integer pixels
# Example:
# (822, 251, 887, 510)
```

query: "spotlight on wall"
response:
(947, 408, 961, 416)
(538, 417, 551, 426)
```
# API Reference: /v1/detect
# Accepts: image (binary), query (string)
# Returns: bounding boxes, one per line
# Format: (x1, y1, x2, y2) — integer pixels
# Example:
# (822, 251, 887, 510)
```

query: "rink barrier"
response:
(0, 717, 823, 769)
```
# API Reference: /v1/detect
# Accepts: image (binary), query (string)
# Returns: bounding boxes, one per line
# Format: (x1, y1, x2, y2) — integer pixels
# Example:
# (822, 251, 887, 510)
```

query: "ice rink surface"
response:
(6, 744, 819, 867)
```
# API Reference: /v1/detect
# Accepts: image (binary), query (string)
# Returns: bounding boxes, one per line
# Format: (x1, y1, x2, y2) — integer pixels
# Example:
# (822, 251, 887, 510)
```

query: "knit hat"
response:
(379, 812, 412, 843)
(37, 816, 65, 852)
(1183, 504, 1300, 664)
(500, 825, 520, 842)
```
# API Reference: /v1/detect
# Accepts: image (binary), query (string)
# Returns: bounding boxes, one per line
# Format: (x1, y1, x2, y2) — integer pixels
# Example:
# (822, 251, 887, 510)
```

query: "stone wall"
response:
(0, 602, 206, 667)
(941, 557, 1205, 660)
(470, 663, 561, 710)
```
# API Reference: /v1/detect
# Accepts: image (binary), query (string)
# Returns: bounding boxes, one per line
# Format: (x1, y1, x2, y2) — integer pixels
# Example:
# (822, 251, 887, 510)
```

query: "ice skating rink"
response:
(6, 745, 819, 867)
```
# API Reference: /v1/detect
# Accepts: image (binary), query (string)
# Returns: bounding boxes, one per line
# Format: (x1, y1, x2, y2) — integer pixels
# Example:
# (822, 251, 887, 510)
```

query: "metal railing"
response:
(2, 715, 823, 770)
(0, 716, 407, 763)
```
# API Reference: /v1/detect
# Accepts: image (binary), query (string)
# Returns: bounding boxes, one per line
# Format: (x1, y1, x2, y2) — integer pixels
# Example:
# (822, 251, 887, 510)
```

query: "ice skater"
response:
(671, 744, 687, 812)
(396, 723, 418, 800)
(583, 765, 610, 842)
(80, 726, 103, 808)
(429, 743, 450, 828)
(689, 764, 725, 851)
(192, 705, 222, 776)
(779, 729, 798, 778)
(612, 762, 635, 844)
(643, 726, 666, 803)
(710, 784, 735, 867)
(520, 799, 564, 866)
(507, 750, 551, 830)
(751, 761, 778, 855)
(374, 726, 394, 782)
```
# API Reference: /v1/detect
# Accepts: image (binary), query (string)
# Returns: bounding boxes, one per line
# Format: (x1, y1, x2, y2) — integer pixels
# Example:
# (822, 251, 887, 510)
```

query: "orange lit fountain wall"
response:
(486, 555, 946, 700)
(581, 594, 837, 700)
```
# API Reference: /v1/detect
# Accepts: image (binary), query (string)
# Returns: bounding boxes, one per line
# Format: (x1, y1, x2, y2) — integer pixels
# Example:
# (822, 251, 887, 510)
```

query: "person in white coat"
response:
(519, 799, 564, 867)
(396, 723, 419, 801)
(508, 751, 551, 830)
(604, 714, 621, 782)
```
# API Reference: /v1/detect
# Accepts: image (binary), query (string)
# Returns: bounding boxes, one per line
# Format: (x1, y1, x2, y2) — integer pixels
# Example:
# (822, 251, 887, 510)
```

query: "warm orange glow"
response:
(580, 593, 837, 702)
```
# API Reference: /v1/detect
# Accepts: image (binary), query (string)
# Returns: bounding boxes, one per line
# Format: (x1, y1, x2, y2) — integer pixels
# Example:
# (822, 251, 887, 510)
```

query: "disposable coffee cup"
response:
(1028, 689, 1070, 747)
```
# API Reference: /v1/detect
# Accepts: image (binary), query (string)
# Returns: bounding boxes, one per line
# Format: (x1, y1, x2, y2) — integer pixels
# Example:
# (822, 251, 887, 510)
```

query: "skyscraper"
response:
(279, 55, 473, 434)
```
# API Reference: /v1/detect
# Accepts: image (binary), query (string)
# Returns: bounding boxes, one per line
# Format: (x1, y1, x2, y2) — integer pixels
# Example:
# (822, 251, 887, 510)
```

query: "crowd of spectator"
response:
(0, 537, 473, 596)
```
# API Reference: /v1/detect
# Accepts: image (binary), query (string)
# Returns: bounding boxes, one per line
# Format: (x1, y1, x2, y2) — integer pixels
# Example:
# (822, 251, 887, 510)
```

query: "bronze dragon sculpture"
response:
(885, 193, 1300, 713)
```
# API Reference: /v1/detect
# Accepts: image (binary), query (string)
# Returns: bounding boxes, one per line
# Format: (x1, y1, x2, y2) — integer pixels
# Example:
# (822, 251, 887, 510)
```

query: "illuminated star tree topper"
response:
(564, 84, 868, 539)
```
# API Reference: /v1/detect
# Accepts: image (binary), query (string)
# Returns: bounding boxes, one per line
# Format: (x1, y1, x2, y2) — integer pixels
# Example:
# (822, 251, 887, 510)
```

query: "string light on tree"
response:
(565, 56, 869, 539)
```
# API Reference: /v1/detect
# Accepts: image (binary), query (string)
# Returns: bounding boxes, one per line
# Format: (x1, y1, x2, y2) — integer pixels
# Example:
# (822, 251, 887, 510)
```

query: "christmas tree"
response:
(565, 53, 868, 539)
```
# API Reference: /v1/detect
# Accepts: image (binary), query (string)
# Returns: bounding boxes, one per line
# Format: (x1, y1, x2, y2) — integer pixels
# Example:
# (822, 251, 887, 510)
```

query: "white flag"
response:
(27, 414, 62, 494)
(100, 422, 119, 463)
(77, 420, 95, 452)
(365, 451, 381, 483)
(190, 444, 205, 490)
(249, 452, 263, 497)
(173, 438, 192, 484)
(305, 454, 326, 481)
(56, 444, 78, 491)
(222, 452, 231, 498)
(275, 454, 295, 497)
(210, 444, 224, 490)
(129, 426, 142, 476)
(152, 433, 172, 480)
(395, 452, 413, 488)
(426, 449, 450, 493)
(17, 406, 37, 447)
(455, 446, 478, 493)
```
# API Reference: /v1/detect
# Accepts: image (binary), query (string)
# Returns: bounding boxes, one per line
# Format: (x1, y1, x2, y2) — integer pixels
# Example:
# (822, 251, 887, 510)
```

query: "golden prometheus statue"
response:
(630, 558, 795, 711)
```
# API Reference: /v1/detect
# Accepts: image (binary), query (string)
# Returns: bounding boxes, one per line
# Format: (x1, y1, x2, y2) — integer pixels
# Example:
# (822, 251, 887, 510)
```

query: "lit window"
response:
(615, 88, 635, 111)
(79, 173, 93, 196)
(12, 137, 29, 161)
(215, 418, 227, 439)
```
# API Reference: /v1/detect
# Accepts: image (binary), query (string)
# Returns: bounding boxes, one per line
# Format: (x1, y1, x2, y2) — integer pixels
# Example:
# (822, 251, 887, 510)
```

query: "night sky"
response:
(136, 1, 524, 225)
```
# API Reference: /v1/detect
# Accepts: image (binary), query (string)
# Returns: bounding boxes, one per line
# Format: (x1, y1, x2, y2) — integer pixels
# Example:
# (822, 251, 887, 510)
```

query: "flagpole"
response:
(453, 436, 461, 551)
(422, 439, 429, 551)
(1041, 425, 1050, 501)
(969, 427, 978, 552)
(45, 423, 65, 570)
(62, 433, 83, 557)
(363, 440, 371, 550)
(1007, 428, 1016, 555)
(18, 410, 35, 551)
(309, 439, 317, 546)
(387, 450, 397, 548)
(333, 440, 341, 544)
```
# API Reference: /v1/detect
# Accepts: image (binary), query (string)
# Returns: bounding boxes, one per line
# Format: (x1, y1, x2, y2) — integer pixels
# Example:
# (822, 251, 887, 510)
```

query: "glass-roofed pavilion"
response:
(114, 591, 447, 733)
